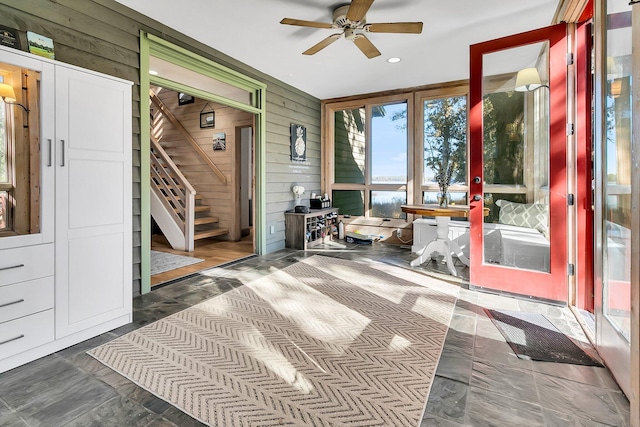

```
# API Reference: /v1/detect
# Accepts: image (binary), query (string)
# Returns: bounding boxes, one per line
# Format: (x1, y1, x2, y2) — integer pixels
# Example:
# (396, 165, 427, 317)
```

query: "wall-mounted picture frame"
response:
(213, 132, 226, 151)
(26, 31, 54, 59)
(0, 26, 22, 51)
(178, 92, 194, 105)
(290, 123, 306, 162)
(200, 103, 215, 128)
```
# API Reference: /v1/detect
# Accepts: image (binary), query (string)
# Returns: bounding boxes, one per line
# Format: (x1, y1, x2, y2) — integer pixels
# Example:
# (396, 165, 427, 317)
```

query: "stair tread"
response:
(194, 206, 210, 212)
(194, 216, 219, 225)
(194, 228, 229, 239)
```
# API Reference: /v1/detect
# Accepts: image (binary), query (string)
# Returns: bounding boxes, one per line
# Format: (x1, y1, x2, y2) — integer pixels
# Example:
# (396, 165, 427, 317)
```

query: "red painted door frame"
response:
(469, 23, 569, 303)
(576, 20, 594, 311)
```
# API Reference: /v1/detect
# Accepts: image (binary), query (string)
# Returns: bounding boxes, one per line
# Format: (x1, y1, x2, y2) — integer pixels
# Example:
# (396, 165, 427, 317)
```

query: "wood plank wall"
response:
(0, 0, 321, 295)
(154, 88, 253, 240)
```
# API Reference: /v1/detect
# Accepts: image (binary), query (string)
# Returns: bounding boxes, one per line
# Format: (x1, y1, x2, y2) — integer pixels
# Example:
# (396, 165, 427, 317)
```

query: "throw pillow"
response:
(495, 200, 549, 238)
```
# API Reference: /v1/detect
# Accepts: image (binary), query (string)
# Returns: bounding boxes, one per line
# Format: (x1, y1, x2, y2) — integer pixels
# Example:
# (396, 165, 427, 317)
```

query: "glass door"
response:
(594, 0, 632, 398)
(469, 24, 568, 302)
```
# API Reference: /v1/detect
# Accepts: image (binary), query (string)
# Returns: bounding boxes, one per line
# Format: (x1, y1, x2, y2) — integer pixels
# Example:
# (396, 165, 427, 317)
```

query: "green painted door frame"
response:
(139, 32, 267, 294)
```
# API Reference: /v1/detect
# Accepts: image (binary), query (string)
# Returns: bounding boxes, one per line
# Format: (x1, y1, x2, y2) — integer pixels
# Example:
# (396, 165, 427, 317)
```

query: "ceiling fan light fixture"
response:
(280, 0, 422, 59)
(387, 57, 401, 63)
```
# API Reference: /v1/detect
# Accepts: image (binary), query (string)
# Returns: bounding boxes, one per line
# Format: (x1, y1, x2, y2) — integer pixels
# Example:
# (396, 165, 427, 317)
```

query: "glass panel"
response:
(370, 191, 406, 219)
(371, 102, 407, 184)
(482, 43, 550, 272)
(149, 56, 253, 106)
(0, 64, 41, 237)
(332, 190, 364, 216)
(423, 96, 467, 187)
(483, 91, 526, 186)
(482, 192, 527, 224)
(423, 191, 468, 206)
(334, 108, 366, 184)
(603, 0, 632, 341)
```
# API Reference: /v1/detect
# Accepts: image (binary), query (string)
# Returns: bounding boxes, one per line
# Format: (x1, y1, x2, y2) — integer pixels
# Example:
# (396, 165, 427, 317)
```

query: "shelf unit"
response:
(284, 207, 339, 250)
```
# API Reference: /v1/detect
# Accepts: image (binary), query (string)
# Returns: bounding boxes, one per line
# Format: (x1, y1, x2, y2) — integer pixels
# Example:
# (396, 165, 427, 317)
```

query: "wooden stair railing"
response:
(150, 136, 196, 251)
(149, 90, 227, 184)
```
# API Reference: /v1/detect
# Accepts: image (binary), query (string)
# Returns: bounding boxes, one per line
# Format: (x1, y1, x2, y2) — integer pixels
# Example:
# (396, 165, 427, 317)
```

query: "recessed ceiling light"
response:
(149, 70, 159, 75)
(387, 57, 401, 64)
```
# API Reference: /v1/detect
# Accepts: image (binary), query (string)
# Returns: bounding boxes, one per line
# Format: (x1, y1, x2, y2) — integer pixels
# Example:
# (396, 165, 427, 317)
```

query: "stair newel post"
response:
(185, 189, 195, 252)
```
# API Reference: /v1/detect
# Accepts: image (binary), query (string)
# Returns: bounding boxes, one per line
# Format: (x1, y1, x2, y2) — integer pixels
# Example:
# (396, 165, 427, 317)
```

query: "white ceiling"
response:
(115, 0, 561, 100)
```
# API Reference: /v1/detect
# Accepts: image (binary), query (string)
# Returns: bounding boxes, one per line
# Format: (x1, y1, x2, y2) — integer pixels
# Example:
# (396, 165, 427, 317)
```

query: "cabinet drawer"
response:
(0, 310, 54, 361)
(0, 277, 54, 324)
(0, 244, 54, 287)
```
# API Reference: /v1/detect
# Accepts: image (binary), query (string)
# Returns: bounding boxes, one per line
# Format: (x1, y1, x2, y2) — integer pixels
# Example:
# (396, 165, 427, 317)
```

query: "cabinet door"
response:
(54, 66, 132, 338)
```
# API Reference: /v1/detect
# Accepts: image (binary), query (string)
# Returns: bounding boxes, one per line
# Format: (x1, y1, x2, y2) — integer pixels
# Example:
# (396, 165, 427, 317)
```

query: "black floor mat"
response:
(485, 309, 603, 367)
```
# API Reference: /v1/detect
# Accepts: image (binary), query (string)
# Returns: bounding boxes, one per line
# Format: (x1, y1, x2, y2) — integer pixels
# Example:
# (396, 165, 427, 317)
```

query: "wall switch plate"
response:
(270, 225, 275, 234)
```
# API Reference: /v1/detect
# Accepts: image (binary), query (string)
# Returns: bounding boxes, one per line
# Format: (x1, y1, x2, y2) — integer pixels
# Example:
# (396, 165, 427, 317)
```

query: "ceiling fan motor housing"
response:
(333, 4, 364, 27)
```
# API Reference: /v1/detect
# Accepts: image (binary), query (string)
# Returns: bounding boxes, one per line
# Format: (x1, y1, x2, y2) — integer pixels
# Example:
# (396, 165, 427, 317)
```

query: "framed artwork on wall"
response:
(290, 123, 306, 162)
(213, 132, 226, 151)
(178, 92, 194, 105)
(26, 31, 54, 59)
(200, 103, 215, 128)
(0, 26, 22, 51)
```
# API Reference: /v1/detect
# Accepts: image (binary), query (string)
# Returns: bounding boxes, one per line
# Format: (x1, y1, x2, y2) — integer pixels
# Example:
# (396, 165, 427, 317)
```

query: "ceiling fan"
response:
(280, 0, 423, 59)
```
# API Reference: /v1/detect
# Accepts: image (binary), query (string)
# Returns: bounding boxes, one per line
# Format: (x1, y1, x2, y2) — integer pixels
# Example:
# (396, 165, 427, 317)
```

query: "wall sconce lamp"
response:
(514, 68, 549, 92)
(0, 82, 29, 128)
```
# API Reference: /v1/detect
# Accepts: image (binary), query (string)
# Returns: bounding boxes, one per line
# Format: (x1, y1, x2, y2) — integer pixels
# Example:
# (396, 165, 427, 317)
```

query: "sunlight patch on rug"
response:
(89, 255, 458, 427)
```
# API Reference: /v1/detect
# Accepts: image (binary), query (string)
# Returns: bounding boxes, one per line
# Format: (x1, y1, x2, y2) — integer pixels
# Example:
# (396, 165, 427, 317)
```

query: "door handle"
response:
(60, 140, 65, 167)
(47, 139, 52, 167)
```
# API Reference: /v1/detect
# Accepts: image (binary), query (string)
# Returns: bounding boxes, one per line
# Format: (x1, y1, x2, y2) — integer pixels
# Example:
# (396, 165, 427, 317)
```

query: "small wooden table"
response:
(401, 204, 475, 276)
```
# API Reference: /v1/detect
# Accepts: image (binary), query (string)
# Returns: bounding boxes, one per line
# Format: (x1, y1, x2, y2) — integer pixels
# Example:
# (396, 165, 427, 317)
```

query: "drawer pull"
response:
(0, 264, 25, 272)
(0, 298, 24, 308)
(0, 299, 25, 309)
(0, 334, 25, 346)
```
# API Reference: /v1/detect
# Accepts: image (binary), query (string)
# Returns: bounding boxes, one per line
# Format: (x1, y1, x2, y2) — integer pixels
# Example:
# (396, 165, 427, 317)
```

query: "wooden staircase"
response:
(193, 195, 228, 240)
(151, 137, 228, 251)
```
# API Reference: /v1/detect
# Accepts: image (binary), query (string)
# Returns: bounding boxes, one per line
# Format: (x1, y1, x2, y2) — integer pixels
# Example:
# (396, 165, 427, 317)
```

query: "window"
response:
(323, 80, 548, 226)
(420, 93, 468, 203)
(328, 96, 410, 221)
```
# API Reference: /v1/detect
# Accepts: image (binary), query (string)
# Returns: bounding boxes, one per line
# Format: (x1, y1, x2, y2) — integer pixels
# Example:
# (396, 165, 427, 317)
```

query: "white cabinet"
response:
(0, 46, 132, 373)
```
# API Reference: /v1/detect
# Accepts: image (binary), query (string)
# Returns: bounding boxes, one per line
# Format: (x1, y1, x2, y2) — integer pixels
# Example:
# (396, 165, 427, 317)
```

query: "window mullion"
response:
(365, 104, 372, 218)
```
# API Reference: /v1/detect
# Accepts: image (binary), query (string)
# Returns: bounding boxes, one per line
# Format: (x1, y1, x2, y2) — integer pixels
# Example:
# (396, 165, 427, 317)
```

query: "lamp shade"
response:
(610, 79, 622, 98)
(0, 82, 17, 103)
(515, 68, 542, 92)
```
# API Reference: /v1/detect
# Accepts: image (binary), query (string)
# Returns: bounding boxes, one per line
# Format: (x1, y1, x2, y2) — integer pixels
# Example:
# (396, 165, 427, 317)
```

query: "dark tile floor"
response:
(0, 243, 630, 426)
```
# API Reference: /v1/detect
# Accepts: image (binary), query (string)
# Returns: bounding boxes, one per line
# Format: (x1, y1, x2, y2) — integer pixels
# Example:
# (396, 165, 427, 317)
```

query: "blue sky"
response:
(371, 102, 407, 182)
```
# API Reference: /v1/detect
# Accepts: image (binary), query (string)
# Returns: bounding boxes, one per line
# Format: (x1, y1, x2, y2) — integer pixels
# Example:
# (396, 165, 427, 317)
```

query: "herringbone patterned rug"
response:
(89, 255, 458, 426)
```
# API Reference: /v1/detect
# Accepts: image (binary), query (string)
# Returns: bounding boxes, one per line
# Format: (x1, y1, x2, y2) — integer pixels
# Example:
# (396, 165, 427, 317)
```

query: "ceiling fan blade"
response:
(346, 0, 375, 22)
(302, 34, 342, 55)
(280, 18, 334, 29)
(366, 22, 423, 34)
(353, 34, 381, 59)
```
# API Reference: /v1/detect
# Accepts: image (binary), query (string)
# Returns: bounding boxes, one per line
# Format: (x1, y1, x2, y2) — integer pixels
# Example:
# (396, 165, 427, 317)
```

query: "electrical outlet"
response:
(396, 228, 402, 237)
